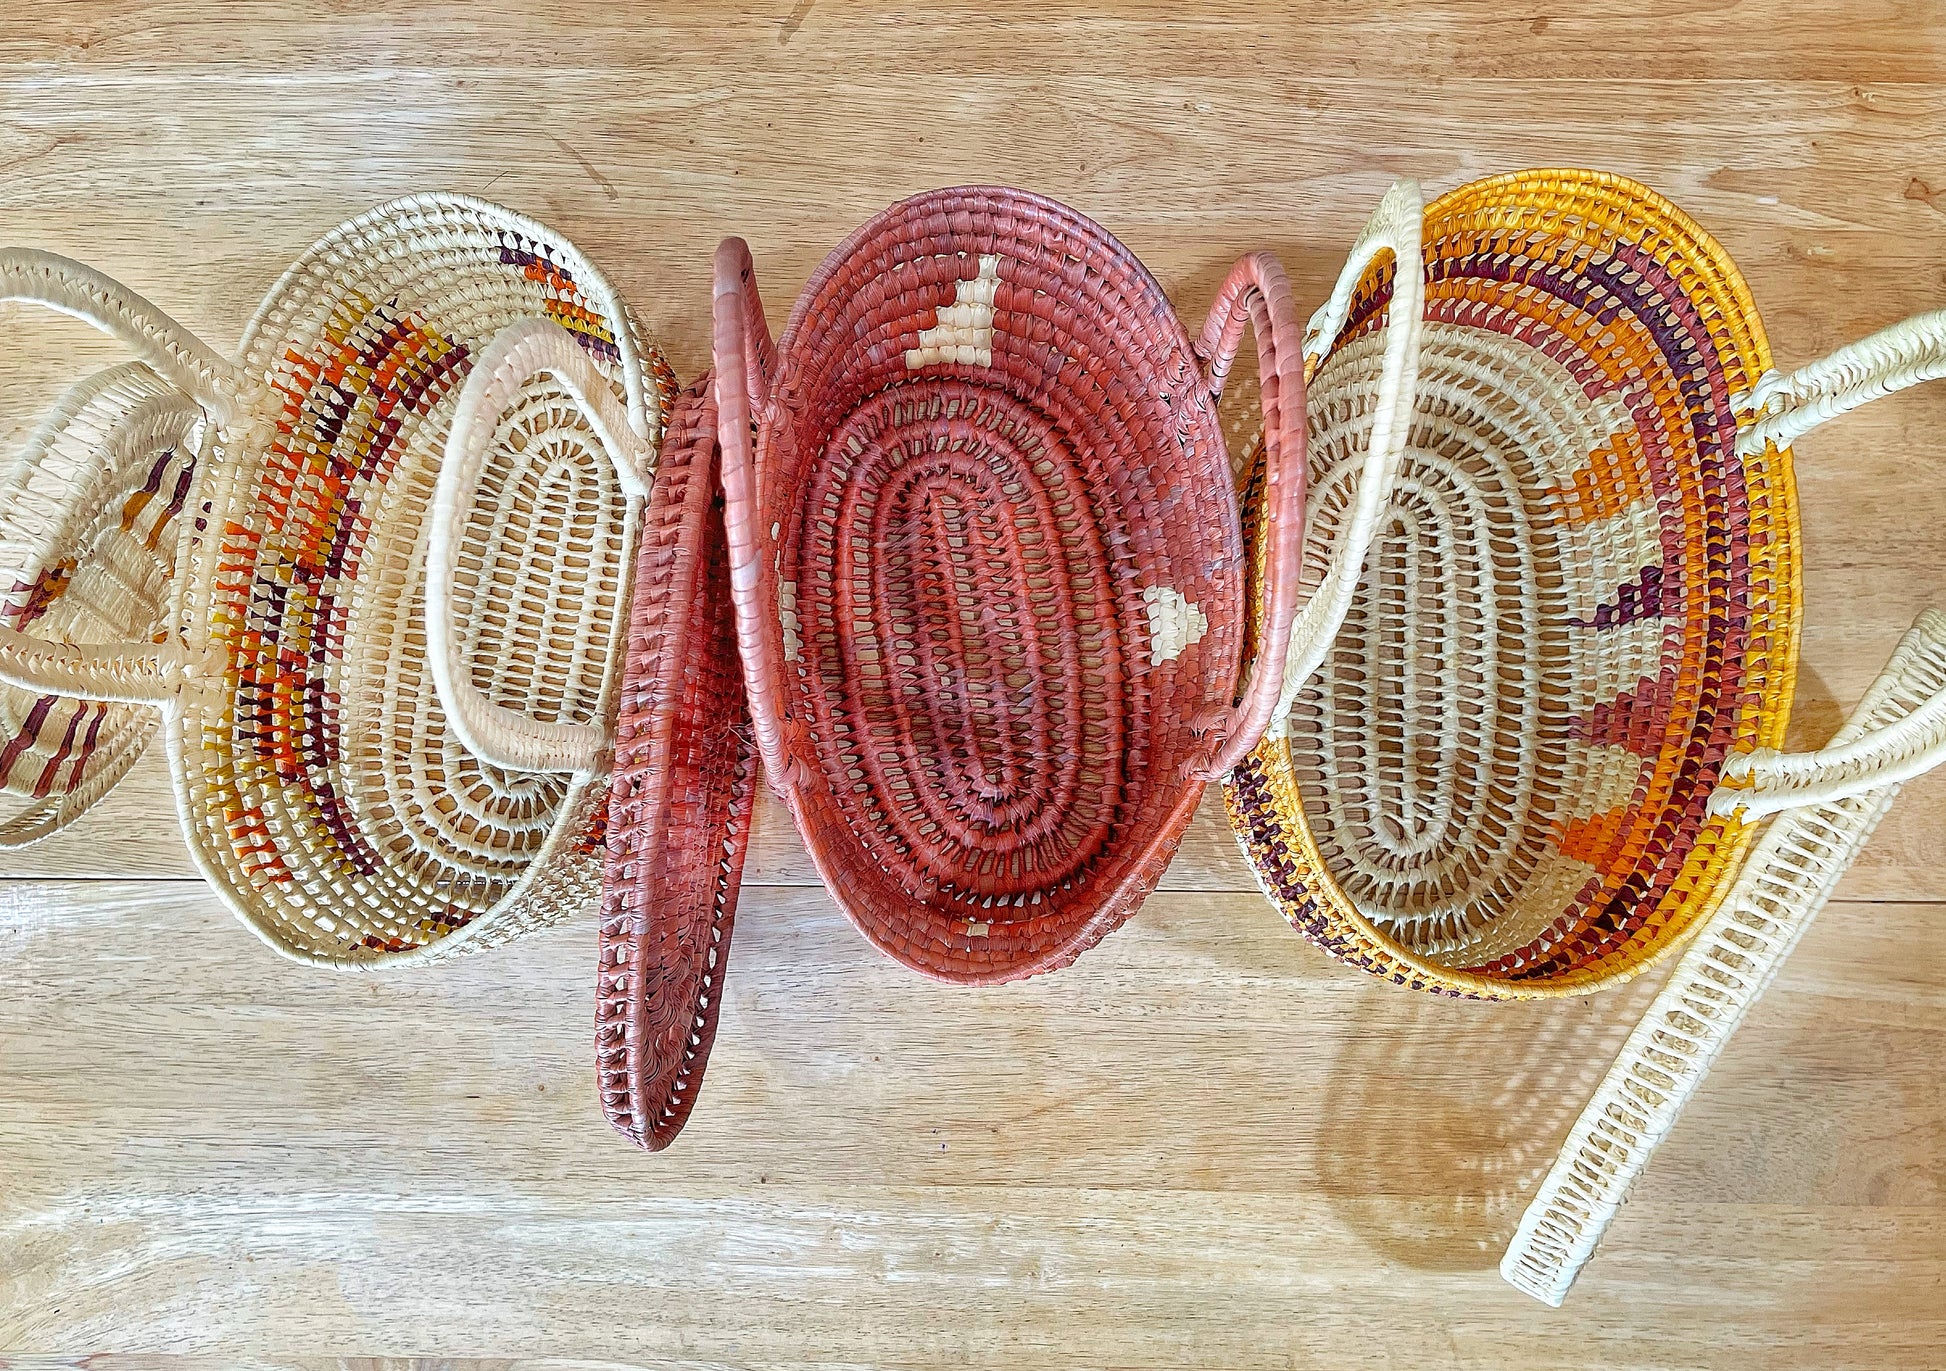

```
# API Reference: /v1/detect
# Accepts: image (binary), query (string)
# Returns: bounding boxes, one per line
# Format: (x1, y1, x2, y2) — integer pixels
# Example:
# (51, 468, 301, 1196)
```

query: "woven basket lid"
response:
(597, 373, 755, 1150)
(162, 193, 676, 965)
(1225, 169, 1791, 997)
(0, 364, 203, 844)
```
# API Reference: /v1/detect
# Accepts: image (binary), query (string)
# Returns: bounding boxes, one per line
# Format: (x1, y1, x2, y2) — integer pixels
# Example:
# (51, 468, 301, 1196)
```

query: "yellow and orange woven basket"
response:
(1228, 167, 1946, 998)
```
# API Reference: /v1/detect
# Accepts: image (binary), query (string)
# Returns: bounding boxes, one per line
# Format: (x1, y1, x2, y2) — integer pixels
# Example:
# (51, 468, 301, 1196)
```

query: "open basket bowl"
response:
(709, 185, 1349, 983)
(0, 193, 675, 966)
(1226, 168, 1946, 997)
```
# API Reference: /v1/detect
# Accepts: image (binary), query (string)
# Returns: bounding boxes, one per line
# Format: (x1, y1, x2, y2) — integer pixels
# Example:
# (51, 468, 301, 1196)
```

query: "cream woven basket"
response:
(0, 194, 674, 966)
(1226, 169, 1946, 998)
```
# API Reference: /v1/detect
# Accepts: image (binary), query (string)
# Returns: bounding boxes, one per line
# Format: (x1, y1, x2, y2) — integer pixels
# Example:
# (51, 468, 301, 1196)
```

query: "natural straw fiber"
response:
(0, 194, 674, 966)
(0, 364, 203, 844)
(1226, 168, 1946, 997)
(429, 330, 757, 1152)
(713, 185, 1321, 984)
(1503, 609, 1946, 1304)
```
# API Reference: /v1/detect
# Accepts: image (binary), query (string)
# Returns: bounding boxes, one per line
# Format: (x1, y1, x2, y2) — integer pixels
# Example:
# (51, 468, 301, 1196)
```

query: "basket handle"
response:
(427, 317, 653, 777)
(1192, 251, 1308, 778)
(0, 250, 254, 705)
(1711, 311, 1946, 818)
(1734, 310, 1946, 455)
(0, 249, 258, 425)
(0, 630, 211, 705)
(1276, 179, 1424, 724)
(1505, 606, 1946, 1306)
(712, 237, 795, 793)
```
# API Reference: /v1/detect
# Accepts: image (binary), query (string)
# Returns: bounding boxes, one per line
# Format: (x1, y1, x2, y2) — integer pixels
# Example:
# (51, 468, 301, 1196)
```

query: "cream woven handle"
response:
(0, 251, 251, 706)
(1272, 179, 1424, 725)
(0, 250, 256, 424)
(1505, 609, 1946, 1305)
(0, 630, 210, 705)
(1735, 310, 1946, 454)
(1712, 312, 1946, 818)
(427, 317, 653, 777)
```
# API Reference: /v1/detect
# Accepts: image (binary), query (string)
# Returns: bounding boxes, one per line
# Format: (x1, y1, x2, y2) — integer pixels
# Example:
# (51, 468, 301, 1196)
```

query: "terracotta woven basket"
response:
(1225, 168, 1946, 997)
(0, 193, 675, 966)
(711, 185, 1337, 984)
(597, 374, 756, 1151)
(429, 333, 755, 1151)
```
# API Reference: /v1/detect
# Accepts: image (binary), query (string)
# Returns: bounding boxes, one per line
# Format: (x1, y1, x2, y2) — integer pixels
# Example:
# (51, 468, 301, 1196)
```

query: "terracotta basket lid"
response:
(597, 372, 756, 1151)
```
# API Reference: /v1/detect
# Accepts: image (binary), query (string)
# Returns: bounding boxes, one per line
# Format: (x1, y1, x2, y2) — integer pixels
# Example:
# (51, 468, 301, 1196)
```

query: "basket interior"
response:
(1231, 169, 1797, 993)
(175, 194, 674, 963)
(759, 188, 1246, 980)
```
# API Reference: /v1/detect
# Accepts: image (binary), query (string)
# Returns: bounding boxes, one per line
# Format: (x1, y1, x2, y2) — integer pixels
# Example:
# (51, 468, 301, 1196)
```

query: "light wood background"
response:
(2, 3, 1944, 1367)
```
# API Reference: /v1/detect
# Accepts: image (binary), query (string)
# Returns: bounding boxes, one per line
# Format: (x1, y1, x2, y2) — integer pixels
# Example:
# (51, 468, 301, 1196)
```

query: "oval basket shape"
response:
(0, 193, 676, 966)
(715, 186, 1316, 983)
(596, 373, 756, 1150)
(1228, 167, 1946, 997)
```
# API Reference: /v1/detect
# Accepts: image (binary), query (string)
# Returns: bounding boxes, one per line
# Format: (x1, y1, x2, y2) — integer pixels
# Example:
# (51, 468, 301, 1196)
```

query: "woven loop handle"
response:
(428, 317, 652, 777)
(713, 237, 796, 795)
(1735, 310, 1946, 455)
(1192, 252, 1307, 779)
(0, 250, 252, 705)
(1507, 608, 1946, 1305)
(1713, 311, 1946, 817)
(1275, 179, 1425, 724)
(0, 249, 257, 425)
(0, 627, 212, 705)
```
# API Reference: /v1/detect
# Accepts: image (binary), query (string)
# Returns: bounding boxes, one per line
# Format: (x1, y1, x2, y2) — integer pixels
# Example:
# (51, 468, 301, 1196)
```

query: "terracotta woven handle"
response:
(1275, 179, 1425, 722)
(427, 317, 654, 776)
(1192, 252, 1307, 778)
(1712, 311, 1946, 818)
(712, 237, 795, 794)
(0, 251, 248, 706)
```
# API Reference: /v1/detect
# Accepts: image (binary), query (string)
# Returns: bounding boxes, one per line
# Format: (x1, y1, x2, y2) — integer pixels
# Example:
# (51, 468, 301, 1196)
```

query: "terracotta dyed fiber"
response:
(0, 364, 201, 845)
(428, 327, 755, 1151)
(714, 186, 1310, 983)
(597, 374, 755, 1151)
(0, 194, 675, 966)
(1225, 168, 1946, 997)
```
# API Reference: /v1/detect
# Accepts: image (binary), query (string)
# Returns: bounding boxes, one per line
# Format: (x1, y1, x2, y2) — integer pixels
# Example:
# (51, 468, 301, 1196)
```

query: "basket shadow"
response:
(1782, 660, 1842, 753)
(1313, 971, 1664, 1273)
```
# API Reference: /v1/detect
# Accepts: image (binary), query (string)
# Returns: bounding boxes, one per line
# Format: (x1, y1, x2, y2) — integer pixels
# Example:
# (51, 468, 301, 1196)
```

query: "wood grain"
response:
(0, 883, 1941, 1365)
(0, 2, 1942, 1364)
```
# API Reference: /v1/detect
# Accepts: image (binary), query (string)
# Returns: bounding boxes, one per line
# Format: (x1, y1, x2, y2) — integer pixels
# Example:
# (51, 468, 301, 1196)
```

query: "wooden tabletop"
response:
(2, 4, 1943, 1366)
